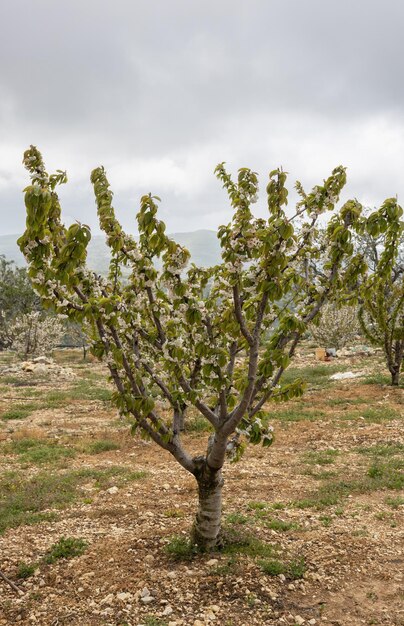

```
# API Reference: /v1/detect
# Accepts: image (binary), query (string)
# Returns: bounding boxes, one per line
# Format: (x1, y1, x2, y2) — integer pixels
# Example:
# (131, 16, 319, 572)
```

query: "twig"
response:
(0, 568, 23, 595)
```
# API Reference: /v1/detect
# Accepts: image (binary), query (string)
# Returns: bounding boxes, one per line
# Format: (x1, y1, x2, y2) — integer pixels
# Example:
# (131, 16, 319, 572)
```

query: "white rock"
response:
(116, 592, 133, 601)
(107, 486, 119, 494)
(295, 616, 305, 625)
(140, 596, 154, 604)
(329, 371, 364, 380)
(140, 587, 150, 598)
(100, 593, 114, 605)
(162, 605, 173, 615)
(206, 558, 218, 566)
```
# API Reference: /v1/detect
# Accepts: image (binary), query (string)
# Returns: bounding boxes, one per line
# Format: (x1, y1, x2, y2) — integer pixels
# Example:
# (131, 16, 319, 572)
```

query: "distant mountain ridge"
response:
(0, 230, 222, 273)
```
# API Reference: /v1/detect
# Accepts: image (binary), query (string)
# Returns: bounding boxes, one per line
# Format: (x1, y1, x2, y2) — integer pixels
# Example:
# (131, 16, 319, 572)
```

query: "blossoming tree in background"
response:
(309, 303, 360, 350)
(19, 146, 365, 549)
(9, 311, 63, 359)
(358, 204, 404, 385)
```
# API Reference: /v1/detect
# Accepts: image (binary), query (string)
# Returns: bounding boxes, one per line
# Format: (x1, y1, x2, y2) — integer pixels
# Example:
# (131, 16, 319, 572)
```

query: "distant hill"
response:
(0, 230, 222, 273)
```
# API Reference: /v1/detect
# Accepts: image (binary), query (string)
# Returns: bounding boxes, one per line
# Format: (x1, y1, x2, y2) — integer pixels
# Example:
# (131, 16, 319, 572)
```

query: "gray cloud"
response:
(1, 0, 404, 235)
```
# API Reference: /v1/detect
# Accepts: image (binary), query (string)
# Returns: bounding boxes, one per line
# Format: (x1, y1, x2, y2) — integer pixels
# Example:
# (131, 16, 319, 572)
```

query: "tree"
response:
(9, 311, 63, 359)
(309, 302, 359, 350)
(19, 146, 365, 549)
(358, 203, 404, 385)
(0, 256, 40, 349)
(63, 321, 89, 360)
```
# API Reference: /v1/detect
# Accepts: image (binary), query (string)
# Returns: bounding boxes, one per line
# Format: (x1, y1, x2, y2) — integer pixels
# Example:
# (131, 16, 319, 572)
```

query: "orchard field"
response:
(0, 346, 402, 626)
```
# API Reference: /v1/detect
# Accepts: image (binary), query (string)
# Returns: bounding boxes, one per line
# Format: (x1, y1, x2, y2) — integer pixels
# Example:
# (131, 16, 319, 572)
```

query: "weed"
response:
(210, 555, 238, 575)
(385, 495, 404, 509)
(72, 380, 112, 402)
(264, 518, 296, 532)
(143, 617, 169, 626)
(0, 466, 145, 534)
(44, 537, 87, 563)
(364, 373, 403, 387)
(186, 416, 213, 433)
(86, 440, 120, 454)
(357, 443, 404, 457)
(319, 516, 332, 527)
(165, 536, 197, 561)
(271, 502, 286, 510)
(361, 407, 401, 423)
(281, 364, 349, 388)
(16, 561, 37, 579)
(304, 449, 339, 465)
(221, 530, 277, 559)
(304, 469, 338, 480)
(247, 501, 268, 511)
(4, 438, 76, 465)
(226, 513, 249, 525)
(1, 404, 38, 421)
(271, 407, 325, 422)
(259, 556, 306, 579)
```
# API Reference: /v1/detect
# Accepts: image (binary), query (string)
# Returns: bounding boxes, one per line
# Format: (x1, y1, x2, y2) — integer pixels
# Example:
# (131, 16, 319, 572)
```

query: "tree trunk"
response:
(391, 368, 400, 386)
(192, 464, 223, 550)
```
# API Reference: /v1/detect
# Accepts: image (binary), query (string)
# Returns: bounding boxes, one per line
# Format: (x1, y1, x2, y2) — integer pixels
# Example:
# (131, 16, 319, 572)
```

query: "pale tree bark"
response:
(192, 461, 224, 549)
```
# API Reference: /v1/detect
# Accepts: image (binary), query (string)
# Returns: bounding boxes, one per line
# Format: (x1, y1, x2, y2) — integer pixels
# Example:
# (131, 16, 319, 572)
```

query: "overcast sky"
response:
(1, 0, 404, 235)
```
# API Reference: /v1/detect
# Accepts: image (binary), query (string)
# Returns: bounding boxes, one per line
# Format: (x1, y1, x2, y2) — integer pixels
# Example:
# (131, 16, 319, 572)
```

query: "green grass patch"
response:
(186, 416, 213, 433)
(271, 502, 286, 510)
(4, 438, 76, 465)
(16, 561, 37, 579)
(259, 556, 306, 580)
(264, 518, 296, 532)
(360, 407, 402, 423)
(304, 449, 339, 465)
(44, 536, 87, 564)
(164, 536, 198, 561)
(0, 466, 146, 534)
(384, 495, 404, 509)
(226, 513, 250, 525)
(247, 501, 268, 511)
(363, 373, 404, 387)
(294, 457, 403, 511)
(72, 380, 112, 402)
(327, 397, 368, 406)
(221, 531, 277, 559)
(1, 404, 38, 421)
(85, 440, 120, 454)
(281, 364, 349, 388)
(272, 406, 325, 422)
(357, 442, 404, 457)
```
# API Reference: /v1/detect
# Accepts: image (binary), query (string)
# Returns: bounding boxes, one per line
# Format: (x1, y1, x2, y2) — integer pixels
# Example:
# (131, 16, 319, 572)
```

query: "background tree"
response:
(19, 146, 365, 549)
(309, 302, 360, 350)
(0, 256, 40, 349)
(62, 321, 88, 360)
(358, 204, 404, 385)
(9, 311, 63, 359)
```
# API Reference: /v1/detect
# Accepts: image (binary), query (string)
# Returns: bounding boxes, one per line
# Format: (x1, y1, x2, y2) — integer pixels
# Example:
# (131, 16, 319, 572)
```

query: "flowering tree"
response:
(19, 146, 365, 549)
(309, 303, 359, 350)
(0, 255, 40, 349)
(358, 203, 404, 385)
(9, 311, 63, 359)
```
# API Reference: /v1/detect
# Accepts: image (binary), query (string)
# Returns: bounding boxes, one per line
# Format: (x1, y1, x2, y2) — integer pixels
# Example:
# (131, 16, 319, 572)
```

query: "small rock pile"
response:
(1, 356, 76, 380)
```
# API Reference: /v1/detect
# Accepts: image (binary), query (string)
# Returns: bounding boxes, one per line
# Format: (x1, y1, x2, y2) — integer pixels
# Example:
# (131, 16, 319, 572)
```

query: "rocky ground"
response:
(0, 349, 403, 626)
